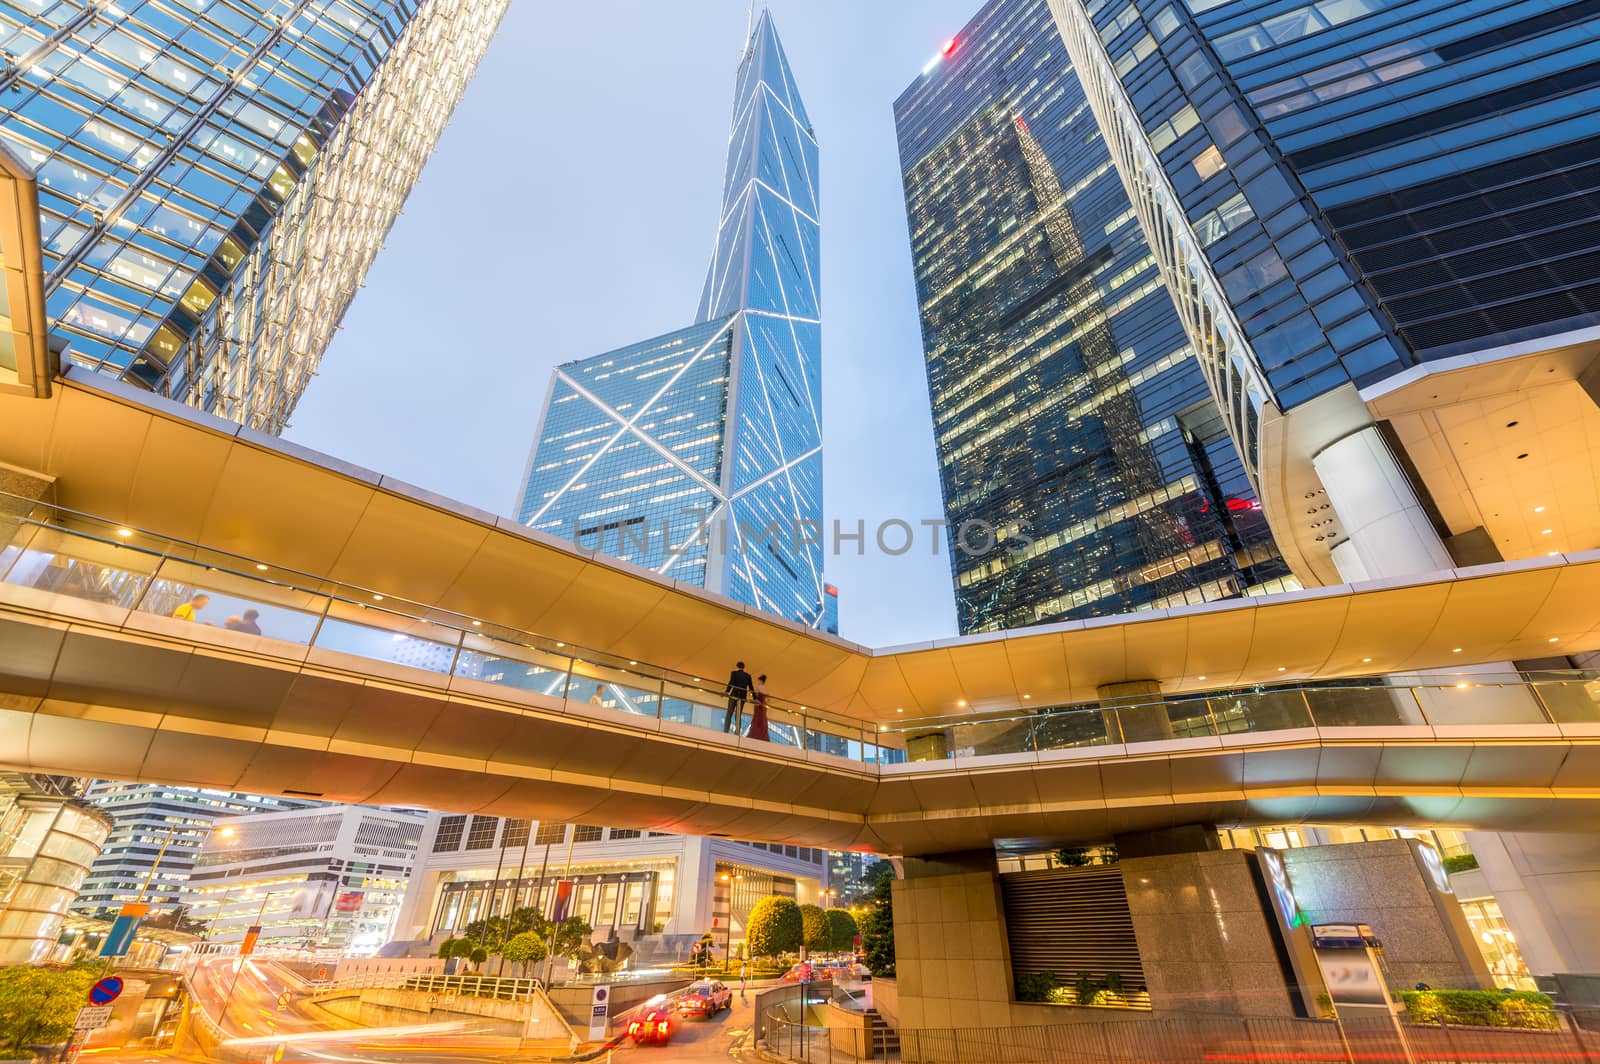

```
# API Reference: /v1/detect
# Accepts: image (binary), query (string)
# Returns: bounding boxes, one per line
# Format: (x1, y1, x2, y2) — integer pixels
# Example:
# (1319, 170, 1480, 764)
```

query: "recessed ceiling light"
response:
(471, 620, 481, 627)
(1534, 506, 1546, 513)
(956, 699, 967, 707)
(1455, 681, 1471, 689)
(372, 594, 383, 601)
(628, 660, 637, 666)
(878, 724, 887, 732)
(1548, 551, 1559, 557)
(255, 563, 268, 571)
(1021, 694, 1031, 700)
(1452, 647, 1463, 653)
(115, 528, 132, 537)
(1277, 666, 1286, 672)
(1541, 529, 1553, 535)
(896, 707, 904, 713)
(1548, 637, 1560, 643)
(556, 642, 565, 648)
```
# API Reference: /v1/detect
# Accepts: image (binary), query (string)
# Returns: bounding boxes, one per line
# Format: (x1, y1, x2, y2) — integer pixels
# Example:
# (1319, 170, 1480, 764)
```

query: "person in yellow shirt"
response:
(171, 592, 210, 622)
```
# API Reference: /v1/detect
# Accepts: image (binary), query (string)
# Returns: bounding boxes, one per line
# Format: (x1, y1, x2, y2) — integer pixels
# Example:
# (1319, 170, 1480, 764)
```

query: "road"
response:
(612, 986, 760, 1062)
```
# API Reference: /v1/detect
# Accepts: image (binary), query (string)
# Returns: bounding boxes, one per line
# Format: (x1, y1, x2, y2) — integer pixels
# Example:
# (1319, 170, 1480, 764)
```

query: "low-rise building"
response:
(185, 804, 423, 958)
(391, 814, 827, 964)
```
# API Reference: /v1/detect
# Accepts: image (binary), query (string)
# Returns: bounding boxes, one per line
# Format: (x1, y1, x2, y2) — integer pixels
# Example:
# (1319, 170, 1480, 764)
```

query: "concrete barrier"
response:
(312, 986, 574, 1053)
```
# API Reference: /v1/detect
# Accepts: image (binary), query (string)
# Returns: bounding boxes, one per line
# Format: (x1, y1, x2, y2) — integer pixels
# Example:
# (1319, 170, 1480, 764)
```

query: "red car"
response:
(627, 1007, 673, 1045)
(677, 979, 733, 1018)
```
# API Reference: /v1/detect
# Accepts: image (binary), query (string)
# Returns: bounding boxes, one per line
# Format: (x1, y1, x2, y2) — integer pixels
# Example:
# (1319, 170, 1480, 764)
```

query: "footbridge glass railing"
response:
(2, 496, 1597, 775)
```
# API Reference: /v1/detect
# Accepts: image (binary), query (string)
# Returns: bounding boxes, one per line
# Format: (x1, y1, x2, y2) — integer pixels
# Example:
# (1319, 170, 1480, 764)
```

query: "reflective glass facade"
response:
(897, 0, 1288, 633)
(1051, 0, 1600, 413)
(518, 12, 828, 628)
(0, 0, 506, 429)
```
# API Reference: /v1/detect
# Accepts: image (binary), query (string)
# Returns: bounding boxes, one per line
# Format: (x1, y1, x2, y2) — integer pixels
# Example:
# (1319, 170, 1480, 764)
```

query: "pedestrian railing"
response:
(308, 971, 544, 1002)
(7, 493, 1600, 776)
(763, 1010, 1600, 1063)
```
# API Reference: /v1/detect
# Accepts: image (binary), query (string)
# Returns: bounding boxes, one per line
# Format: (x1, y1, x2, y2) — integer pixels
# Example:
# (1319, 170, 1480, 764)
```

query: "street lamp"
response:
(718, 872, 745, 968)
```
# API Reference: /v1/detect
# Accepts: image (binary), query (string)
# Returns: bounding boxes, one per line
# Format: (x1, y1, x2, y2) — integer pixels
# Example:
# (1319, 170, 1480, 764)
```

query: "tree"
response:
(825, 908, 859, 953)
(501, 931, 547, 977)
(859, 861, 896, 977)
(469, 947, 489, 967)
(550, 917, 591, 961)
(746, 896, 803, 958)
(800, 904, 829, 952)
(0, 964, 99, 1052)
(436, 936, 464, 959)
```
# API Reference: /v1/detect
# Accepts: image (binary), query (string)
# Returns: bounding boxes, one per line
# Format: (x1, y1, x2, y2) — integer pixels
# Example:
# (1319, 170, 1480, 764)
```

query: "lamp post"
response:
(201, 826, 244, 945)
(219, 886, 289, 1027)
(718, 872, 744, 969)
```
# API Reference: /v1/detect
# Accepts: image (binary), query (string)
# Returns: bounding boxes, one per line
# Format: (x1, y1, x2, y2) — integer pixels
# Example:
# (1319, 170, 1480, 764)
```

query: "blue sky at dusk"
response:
(286, 1, 984, 645)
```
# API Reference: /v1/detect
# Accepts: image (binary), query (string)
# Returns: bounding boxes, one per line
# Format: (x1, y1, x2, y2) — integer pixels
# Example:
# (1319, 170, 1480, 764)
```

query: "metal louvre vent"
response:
(1000, 864, 1148, 997)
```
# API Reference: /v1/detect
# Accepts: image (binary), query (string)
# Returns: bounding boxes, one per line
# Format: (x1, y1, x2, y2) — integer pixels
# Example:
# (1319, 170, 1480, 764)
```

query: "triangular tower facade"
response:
(517, 11, 827, 630)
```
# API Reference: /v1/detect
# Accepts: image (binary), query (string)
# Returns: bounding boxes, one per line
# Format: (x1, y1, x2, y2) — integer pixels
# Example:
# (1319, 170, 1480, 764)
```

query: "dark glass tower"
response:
(896, 0, 1289, 633)
(518, 11, 827, 629)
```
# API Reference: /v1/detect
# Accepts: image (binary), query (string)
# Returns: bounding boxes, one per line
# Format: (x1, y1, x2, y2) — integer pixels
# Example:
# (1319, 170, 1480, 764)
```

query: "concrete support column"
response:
(1460, 831, 1600, 978)
(0, 461, 54, 551)
(891, 850, 1013, 1030)
(1098, 679, 1171, 743)
(1312, 426, 1453, 581)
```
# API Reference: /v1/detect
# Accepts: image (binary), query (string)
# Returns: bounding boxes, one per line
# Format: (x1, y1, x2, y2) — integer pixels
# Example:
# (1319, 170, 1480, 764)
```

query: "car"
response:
(677, 979, 733, 1017)
(627, 1007, 673, 1045)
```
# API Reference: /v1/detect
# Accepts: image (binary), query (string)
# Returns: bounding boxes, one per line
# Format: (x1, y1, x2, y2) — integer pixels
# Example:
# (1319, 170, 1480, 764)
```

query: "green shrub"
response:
(746, 897, 804, 957)
(1398, 989, 1555, 1028)
(1016, 971, 1061, 1002)
(0, 964, 100, 1052)
(1442, 853, 1480, 874)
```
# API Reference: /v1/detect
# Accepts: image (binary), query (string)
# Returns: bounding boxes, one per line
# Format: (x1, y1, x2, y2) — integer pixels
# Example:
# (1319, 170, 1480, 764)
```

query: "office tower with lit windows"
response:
(0, 0, 508, 429)
(71, 782, 309, 919)
(1040, 0, 1600, 982)
(516, 11, 829, 628)
(896, 0, 1290, 633)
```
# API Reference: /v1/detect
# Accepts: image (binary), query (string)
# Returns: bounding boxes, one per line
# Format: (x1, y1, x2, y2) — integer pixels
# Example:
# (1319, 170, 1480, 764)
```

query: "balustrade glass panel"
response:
(456, 638, 573, 699)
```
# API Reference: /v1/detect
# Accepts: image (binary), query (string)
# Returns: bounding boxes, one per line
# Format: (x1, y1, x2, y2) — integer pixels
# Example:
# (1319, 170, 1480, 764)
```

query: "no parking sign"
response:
(589, 985, 610, 1040)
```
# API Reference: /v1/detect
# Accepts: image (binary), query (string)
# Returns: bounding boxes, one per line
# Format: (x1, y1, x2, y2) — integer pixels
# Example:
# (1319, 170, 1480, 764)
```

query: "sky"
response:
(284, 0, 985, 648)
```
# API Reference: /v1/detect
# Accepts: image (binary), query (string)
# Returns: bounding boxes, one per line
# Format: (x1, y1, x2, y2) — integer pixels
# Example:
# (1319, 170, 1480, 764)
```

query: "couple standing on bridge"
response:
(721, 661, 770, 741)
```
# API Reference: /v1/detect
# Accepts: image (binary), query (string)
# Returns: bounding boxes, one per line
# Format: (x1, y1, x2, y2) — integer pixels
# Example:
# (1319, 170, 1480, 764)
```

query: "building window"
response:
(573, 825, 604, 843)
(464, 816, 499, 850)
(609, 828, 641, 840)
(534, 822, 568, 845)
(622, 881, 647, 926)
(433, 815, 467, 852)
(502, 819, 531, 848)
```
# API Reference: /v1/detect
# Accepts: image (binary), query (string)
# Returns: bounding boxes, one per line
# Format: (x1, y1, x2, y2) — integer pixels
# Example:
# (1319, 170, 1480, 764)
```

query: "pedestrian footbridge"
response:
(1, 375, 1599, 854)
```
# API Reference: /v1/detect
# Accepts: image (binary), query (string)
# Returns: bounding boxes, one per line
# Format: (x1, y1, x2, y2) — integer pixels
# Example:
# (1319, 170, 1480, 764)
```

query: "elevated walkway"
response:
(2, 375, 1600, 852)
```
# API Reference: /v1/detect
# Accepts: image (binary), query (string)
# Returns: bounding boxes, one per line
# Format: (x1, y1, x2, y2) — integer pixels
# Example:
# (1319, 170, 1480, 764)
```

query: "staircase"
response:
(863, 1007, 900, 1057)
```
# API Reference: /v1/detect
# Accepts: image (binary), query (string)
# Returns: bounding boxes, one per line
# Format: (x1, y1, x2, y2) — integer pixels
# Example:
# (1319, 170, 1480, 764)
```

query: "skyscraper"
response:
(72, 782, 308, 919)
(0, 0, 508, 429)
(516, 11, 827, 628)
(896, 0, 1290, 633)
(1046, 0, 1600, 586)
(1040, 0, 1600, 982)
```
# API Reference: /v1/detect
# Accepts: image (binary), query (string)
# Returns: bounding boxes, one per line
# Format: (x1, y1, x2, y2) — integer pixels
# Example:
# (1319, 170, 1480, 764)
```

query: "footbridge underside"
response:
(3, 374, 1600, 854)
(3, 581, 1599, 855)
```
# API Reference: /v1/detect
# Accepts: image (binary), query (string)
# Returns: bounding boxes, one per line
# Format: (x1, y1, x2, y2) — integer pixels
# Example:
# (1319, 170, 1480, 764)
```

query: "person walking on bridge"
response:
(723, 661, 753, 732)
(746, 675, 770, 742)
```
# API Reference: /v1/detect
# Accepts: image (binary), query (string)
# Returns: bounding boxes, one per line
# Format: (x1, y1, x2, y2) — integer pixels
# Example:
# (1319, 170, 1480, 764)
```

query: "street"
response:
(611, 988, 759, 1062)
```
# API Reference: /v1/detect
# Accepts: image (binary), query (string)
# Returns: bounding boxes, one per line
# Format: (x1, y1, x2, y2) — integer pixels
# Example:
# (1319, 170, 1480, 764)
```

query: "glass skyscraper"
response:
(518, 11, 828, 629)
(896, 0, 1289, 633)
(0, 0, 507, 429)
(1045, 0, 1600, 585)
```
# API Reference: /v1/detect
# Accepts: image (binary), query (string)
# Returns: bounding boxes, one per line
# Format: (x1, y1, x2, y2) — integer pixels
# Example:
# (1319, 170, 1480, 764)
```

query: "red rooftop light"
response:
(942, 36, 958, 55)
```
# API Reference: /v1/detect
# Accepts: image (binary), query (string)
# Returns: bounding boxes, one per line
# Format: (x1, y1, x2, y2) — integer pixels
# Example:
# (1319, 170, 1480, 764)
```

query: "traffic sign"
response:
(589, 985, 610, 1040)
(277, 990, 292, 1010)
(74, 1005, 113, 1031)
(88, 976, 124, 1005)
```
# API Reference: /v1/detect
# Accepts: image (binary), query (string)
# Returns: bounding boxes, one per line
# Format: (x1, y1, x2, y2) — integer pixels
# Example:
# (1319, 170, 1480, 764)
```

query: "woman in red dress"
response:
(746, 674, 770, 741)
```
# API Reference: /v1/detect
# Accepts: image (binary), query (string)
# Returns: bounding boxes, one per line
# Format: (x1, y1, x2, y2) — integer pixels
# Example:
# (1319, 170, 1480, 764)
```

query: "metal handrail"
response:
(4, 493, 1598, 773)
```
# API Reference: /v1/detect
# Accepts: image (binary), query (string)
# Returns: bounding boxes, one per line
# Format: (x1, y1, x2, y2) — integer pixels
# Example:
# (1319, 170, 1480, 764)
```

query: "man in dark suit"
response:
(723, 661, 753, 732)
